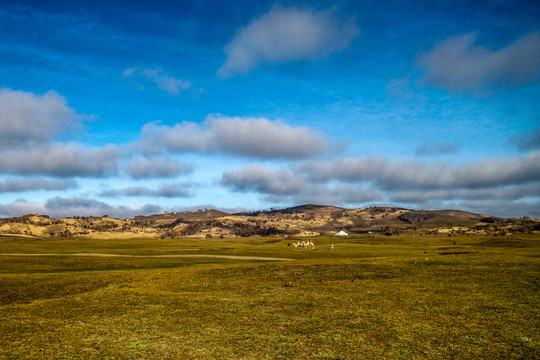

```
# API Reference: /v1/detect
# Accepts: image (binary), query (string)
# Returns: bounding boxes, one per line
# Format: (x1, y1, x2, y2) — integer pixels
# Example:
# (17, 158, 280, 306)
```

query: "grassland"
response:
(0, 233, 538, 359)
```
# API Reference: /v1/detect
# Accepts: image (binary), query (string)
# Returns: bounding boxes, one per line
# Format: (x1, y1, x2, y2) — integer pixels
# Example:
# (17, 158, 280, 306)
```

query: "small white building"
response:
(335, 230, 349, 236)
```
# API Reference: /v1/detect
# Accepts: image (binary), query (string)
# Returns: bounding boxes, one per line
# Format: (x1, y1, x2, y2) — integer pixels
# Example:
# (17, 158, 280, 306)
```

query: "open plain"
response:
(2, 1, 539, 358)
(0, 232, 538, 359)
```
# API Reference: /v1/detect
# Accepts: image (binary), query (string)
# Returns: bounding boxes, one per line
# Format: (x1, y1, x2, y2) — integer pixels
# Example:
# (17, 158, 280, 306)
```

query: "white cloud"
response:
(124, 67, 191, 95)
(0, 88, 80, 146)
(206, 115, 332, 158)
(0, 143, 119, 177)
(140, 115, 335, 159)
(140, 121, 211, 155)
(0, 88, 119, 178)
(218, 6, 359, 77)
(419, 31, 540, 92)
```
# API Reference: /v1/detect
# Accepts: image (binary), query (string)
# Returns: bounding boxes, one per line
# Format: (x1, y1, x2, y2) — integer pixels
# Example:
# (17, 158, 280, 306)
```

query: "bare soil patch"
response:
(0, 253, 293, 261)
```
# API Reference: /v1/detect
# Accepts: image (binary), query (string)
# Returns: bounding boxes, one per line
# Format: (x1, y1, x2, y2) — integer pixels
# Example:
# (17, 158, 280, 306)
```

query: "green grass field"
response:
(0, 233, 538, 359)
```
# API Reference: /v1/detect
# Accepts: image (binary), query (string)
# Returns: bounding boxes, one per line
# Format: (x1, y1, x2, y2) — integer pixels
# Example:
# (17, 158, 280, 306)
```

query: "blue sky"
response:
(0, 0, 539, 218)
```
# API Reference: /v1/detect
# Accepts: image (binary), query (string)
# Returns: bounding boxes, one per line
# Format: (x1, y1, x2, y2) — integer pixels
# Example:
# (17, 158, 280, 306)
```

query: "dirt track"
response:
(0, 253, 293, 261)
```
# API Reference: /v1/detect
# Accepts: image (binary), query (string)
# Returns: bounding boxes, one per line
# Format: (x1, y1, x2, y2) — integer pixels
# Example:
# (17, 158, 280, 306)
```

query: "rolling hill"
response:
(0, 205, 538, 239)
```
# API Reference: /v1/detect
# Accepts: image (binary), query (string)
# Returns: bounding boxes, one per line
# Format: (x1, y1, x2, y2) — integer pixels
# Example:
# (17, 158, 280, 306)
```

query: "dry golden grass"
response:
(0, 233, 538, 359)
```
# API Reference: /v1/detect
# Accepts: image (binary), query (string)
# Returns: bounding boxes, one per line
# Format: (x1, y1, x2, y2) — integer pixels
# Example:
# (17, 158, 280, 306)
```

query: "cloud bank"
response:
(221, 151, 540, 217)
(219, 6, 359, 77)
(301, 152, 540, 190)
(222, 165, 381, 205)
(0, 197, 164, 219)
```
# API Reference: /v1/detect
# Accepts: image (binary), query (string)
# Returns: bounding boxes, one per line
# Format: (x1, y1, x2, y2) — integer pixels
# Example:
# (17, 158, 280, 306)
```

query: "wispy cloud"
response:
(415, 142, 460, 156)
(419, 31, 540, 92)
(123, 67, 191, 95)
(126, 157, 193, 179)
(510, 125, 540, 151)
(98, 183, 193, 198)
(218, 6, 359, 77)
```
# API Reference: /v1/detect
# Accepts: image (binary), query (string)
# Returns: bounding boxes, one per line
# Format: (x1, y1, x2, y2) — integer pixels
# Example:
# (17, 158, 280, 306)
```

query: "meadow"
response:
(0, 233, 538, 359)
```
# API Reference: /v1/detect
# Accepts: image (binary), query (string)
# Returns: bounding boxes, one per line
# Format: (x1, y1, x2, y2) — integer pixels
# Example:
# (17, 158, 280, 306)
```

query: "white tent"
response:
(335, 230, 348, 236)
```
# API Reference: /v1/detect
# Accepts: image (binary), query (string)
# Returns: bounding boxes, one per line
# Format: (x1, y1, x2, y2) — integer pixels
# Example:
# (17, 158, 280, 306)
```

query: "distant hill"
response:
(235, 204, 345, 216)
(135, 209, 228, 223)
(0, 205, 538, 239)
